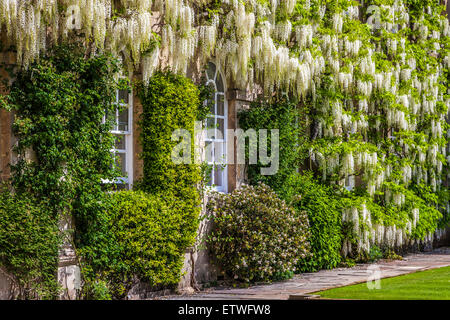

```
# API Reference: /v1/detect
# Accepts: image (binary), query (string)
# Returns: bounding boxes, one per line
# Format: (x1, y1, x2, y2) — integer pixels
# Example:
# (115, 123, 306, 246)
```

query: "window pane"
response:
(214, 141, 225, 164)
(217, 118, 225, 138)
(207, 166, 213, 186)
(117, 153, 127, 177)
(217, 94, 224, 116)
(207, 82, 216, 114)
(106, 110, 117, 130)
(205, 141, 213, 163)
(115, 183, 129, 191)
(206, 117, 216, 139)
(207, 62, 216, 81)
(214, 166, 223, 187)
(118, 108, 129, 131)
(118, 89, 129, 104)
(114, 134, 126, 150)
(216, 74, 224, 92)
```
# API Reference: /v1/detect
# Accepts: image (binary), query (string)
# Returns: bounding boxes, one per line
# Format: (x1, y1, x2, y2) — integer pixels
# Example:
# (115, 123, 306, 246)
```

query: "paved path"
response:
(161, 247, 450, 300)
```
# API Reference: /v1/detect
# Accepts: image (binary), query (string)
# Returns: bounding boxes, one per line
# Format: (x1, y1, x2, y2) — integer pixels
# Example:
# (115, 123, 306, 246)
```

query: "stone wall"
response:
(58, 214, 80, 300)
(0, 48, 16, 300)
(0, 51, 15, 183)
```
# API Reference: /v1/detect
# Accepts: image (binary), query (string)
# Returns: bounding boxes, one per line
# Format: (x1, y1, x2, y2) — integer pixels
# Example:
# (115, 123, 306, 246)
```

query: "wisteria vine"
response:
(0, 0, 449, 257)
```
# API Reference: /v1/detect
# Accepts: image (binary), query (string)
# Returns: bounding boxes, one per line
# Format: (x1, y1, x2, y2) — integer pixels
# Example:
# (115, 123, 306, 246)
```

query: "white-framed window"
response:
(104, 85, 133, 190)
(204, 62, 227, 193)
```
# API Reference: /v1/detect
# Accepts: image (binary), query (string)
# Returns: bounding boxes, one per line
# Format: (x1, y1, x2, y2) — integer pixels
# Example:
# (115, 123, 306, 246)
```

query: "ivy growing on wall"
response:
(0, 44, 122, 298)
(132, 70, 203, 291)
(79, 71, 205, 299)
(135, 69, 202, 233)
(0, 187, 60, 299)
(238, 97, 309, 192)
(282, 172, 344, 271)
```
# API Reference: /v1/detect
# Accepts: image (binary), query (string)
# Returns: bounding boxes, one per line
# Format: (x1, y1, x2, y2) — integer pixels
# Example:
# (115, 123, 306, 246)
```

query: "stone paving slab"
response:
(159, 247, 450, 300)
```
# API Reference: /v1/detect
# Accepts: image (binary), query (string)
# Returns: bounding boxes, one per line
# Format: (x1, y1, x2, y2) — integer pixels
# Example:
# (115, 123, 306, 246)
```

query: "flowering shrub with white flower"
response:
(207, 183, 311, 283)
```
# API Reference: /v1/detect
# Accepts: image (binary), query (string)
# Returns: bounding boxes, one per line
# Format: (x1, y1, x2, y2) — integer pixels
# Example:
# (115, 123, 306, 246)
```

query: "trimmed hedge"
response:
(136, 70, 202, 198)
(80, 191, 198, 299)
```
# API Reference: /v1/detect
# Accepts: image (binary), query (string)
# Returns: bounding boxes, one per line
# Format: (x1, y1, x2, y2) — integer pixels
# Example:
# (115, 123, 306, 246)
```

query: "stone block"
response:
(0, 268, 17, 300)
(58, 265, 81, 300)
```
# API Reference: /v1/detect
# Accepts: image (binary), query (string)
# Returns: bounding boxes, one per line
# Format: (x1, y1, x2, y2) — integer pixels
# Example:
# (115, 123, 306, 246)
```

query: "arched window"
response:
(205, 62, 227, 192)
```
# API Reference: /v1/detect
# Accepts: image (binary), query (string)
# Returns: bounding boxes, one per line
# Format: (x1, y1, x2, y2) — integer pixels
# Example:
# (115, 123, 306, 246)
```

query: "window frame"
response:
(102, 83, 134, 189)
(204, 62, 228, 193)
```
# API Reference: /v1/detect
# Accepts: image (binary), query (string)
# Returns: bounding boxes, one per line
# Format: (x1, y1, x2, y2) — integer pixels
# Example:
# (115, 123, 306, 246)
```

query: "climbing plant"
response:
(80, 190, 202, 299)
(0, 186, 60, 299)
(0, 0, 448, 278)
(238, 97, 309, 193)
(281, 172, 344, 271)
(130, 70, 202, 295)
(0, 44, 123, 298)
(0, 47, 205, 300)
(239, 99, 344, 271)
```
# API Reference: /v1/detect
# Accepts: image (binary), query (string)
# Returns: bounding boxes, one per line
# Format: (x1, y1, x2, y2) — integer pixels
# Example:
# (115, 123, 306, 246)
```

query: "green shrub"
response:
(80, 191, 200, 299)
(75, 71, 204, 299)
(82, 280, 112, 300)
(135, 70, 202, 198)
(0, 188, 60, 299)
(368, 246, 383, 263)
(207, 183, 311, 283)
(281, 172, 343, 272)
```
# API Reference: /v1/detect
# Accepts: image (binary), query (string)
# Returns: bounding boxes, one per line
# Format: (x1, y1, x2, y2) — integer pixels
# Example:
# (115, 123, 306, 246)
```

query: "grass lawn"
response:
(315, 266, 450, 300)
